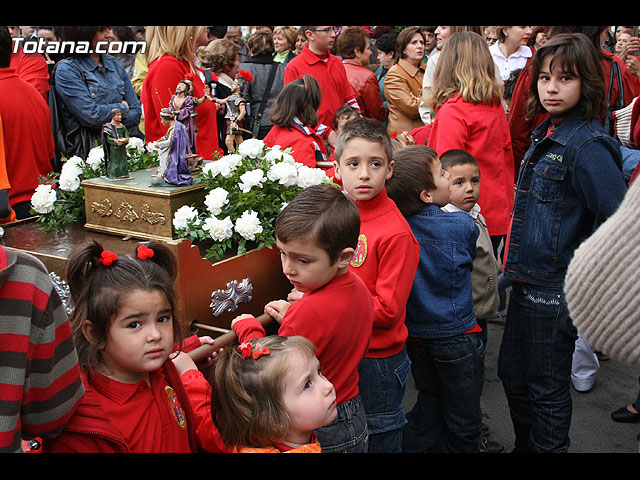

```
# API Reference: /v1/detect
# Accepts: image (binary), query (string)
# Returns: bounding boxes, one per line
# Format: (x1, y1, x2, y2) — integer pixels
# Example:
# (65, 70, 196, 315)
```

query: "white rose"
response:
(146, 141, 159, 153)
(205, 154, 243, 178)
(127, 136, 144, 154)
(237, 138, 265, 158)
(86, 146, 104, 169)
(62, 156, 84, 177)
(267, 161, 298, 187)
(296, 165, 328, 188)
(234, 210, 263, 240)
(58, 171, 81, 192)
(31, 184, 57, 214)
(173, 205, 201, 231)
(203, 215, 234, 241)
(238, 169, 266, 193)
(204, 187, 229, 215)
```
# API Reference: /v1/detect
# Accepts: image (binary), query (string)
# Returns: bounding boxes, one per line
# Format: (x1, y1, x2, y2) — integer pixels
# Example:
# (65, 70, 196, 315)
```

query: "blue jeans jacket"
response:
(504, 111, 627, 287)
(405, 204, 479, 339)
(54, 54, 141, 131)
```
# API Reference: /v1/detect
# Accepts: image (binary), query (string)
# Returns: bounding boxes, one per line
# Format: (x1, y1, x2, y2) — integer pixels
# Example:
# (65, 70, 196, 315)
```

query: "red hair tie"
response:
(238, 341, 270, 359)
(137, 244, 155, 260)
(98, 250, 117, 266)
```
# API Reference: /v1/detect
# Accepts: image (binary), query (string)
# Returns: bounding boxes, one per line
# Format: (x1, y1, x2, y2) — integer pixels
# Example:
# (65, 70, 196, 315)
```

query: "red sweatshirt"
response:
(233, 270, 374, 405)
(348, 188, 420, 358)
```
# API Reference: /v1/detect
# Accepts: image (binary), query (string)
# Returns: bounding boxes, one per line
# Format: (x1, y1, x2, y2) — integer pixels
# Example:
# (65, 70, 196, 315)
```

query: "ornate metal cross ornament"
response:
(210, 278, 254, 317)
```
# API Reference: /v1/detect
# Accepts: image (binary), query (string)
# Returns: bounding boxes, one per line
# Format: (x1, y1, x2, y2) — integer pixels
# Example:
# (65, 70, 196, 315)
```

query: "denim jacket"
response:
(504, 110, 627, 287)
(405, 204, 479, 339)
(54, 54, 141, 131)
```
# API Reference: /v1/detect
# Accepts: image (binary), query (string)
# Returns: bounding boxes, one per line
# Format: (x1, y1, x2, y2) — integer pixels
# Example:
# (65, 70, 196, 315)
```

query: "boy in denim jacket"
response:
(386, 144, 484, 453)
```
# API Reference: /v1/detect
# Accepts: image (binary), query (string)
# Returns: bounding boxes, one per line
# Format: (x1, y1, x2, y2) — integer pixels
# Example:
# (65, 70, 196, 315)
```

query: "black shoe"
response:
(611, 406, 640, 423)
(480, 437, 505, 453)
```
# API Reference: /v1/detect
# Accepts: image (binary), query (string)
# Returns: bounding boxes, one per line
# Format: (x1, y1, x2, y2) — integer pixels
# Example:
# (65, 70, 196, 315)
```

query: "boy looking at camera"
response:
(333, 117, 420, 453)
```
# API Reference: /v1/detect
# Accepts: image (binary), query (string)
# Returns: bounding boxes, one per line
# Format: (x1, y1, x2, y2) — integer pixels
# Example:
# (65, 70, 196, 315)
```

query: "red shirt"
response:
(263, 123, 328, 168)
(234, 271, 374, 405)
(141, 55, 220, 159)
(0, 68, 54, 208)
(91, 369, 192, 453)
(284, 46, 359, 138)
(349, 188, 420, 358)
(428, 95, 515, 237)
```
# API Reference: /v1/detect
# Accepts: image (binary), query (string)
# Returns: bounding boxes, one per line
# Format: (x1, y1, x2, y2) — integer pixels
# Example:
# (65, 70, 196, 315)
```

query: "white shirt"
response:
(489, 43, 533, 82)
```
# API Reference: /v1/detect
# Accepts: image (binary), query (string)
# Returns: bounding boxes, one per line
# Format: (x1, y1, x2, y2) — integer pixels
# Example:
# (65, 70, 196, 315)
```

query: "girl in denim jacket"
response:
(498, 33, 628, 453)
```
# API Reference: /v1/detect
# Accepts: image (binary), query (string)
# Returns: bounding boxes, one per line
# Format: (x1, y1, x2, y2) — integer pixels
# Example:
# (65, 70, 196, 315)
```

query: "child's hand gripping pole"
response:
(187, 313, 274, 362)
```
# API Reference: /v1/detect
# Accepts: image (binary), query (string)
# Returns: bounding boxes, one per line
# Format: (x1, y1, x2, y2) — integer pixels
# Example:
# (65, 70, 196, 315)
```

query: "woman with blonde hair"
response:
(427, 31, 514, 251)
(141, 26, 221, 159)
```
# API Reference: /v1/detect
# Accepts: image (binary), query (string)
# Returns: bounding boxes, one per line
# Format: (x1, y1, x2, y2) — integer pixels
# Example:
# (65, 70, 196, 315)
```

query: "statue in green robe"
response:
(102, 108, 130, 179)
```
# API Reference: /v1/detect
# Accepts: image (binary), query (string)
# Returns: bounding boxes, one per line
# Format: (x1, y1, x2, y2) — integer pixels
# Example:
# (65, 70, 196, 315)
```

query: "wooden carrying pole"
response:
(187, 313, 274, 361)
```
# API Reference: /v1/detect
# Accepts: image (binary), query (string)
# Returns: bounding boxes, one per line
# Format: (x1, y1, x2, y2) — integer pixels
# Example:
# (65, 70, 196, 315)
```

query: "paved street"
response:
(402, 314, 640, 453)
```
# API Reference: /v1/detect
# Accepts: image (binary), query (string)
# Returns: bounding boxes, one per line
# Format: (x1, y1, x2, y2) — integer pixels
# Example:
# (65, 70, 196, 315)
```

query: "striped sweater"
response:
(0, 246, 84, 452)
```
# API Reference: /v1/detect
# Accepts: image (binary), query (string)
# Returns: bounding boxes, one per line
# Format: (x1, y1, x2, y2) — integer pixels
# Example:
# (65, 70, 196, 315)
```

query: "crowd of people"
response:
(2, 24, 640, 454)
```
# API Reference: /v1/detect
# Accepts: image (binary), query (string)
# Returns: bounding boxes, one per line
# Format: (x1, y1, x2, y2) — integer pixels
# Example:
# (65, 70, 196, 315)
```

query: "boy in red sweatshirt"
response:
(232, 183, 374, 453)
(333, 117, 420, 453)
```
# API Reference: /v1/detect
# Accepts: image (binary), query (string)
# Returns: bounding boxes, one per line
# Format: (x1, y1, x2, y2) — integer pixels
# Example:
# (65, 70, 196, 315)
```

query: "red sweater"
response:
(0, 68, 54, 208)
(234, 271, 374, 405)
(349, 188, 420, 358)
(284, 45, 359, 138)
(141, 54, 220, 159)
(428, 95, 515, 236)
(43, 361, 199, 453)
(263, 123, 328, 168)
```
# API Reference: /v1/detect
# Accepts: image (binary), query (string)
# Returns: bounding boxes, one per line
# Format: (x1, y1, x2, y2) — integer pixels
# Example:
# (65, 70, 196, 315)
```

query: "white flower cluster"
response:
(126, 136, 145, 155)
(172, 205, 201, 231)
(174, 139, 335, 257)
(30, 184, 57, 214)
(58, 156, 85, 192)
(86, 146, 104, 171)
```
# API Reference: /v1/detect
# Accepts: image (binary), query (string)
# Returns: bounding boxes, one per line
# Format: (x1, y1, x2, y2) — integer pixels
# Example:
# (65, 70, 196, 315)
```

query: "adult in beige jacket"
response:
(384, 26, 426, 135)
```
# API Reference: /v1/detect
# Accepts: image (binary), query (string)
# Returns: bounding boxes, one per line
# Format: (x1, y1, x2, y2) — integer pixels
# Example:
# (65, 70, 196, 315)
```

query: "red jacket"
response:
(508, 49, 640, 177)
(428, 95, 515, 237)
(342, 59, 387, 121)
(284, 46, 359, 138)
(263, 123, 328, 168)
(0, 68, 54, 208)
(141, 55, 220, 160)
(43, 361, 199, 453)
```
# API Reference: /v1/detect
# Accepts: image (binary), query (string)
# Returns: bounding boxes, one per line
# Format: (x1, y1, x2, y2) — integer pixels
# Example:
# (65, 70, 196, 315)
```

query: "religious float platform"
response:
(0, 166, 291, 338)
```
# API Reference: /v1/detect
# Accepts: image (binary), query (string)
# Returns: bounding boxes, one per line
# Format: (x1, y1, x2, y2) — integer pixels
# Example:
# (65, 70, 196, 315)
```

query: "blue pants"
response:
(498, 283, 577, 453)
(358, 346, 411, 453)
(402, 332, 485, 453)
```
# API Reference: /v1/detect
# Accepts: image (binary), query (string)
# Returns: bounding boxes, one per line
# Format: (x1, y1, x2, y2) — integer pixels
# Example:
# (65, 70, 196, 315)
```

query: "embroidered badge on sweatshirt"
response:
(351, 234, 368, 267)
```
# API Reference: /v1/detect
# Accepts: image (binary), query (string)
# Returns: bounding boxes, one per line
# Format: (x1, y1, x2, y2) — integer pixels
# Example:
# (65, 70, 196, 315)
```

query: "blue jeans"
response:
(315, 394, 368, 453)
(498, 283, 577, 453)
(402, 332, 485, 453)
(358, 347, 411, 453)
